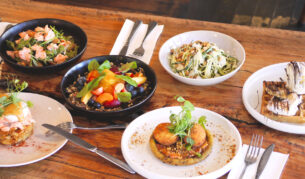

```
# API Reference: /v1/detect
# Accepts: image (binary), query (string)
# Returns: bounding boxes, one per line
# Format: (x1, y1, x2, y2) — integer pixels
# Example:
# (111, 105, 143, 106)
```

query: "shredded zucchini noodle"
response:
(169, 41, 239, 79)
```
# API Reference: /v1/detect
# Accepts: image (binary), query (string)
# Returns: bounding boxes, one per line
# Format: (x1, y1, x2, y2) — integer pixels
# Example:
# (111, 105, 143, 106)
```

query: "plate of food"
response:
(243, 61, 305, 134)
(158, 30, 245, 86)
(0, 81, 72, 167)
(61, 55, 156, 118)
(121, 97, 242, 178)
(0, 18, 87, 72)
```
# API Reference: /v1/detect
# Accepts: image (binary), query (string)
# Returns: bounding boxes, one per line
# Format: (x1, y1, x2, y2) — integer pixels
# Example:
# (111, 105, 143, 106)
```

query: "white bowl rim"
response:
(158, 30, 246, 82)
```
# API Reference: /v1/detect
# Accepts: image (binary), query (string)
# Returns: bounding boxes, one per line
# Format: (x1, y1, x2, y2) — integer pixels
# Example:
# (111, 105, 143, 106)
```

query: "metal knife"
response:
(42, 124, 135, 174)
(255, 144, 275, 179)
(119, 20, 142, 55)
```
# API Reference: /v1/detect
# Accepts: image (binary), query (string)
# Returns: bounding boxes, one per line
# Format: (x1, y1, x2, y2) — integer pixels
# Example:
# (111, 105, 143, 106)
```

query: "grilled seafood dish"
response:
(150, 96, 213, 165)
(6, 25, 78, 67)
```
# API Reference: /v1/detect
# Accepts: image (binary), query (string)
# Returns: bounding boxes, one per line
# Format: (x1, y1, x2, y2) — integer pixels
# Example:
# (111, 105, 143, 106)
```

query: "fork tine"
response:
(249, 134, 257, 157)
(256, 135, 263, 157)
(246, 134, 255, 156)
(253, 134, 260, 159)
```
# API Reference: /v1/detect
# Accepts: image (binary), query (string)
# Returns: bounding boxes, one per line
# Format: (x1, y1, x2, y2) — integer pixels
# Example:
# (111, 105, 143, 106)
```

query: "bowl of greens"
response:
(61, 55, 157, 118)
(159, 30, 245, 86)
(0, 18, 87, 72)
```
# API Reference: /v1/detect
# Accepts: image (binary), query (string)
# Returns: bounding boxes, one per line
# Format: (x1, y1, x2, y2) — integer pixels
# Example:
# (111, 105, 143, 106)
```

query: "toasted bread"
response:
(261, 81, 305, 123)
(149, 129, 213, 166)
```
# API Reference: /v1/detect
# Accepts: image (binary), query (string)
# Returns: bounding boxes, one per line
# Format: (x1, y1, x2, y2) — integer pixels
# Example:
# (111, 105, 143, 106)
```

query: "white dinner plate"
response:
(242, 62, 305, 134)
(121, 107, 242, 179)
(0, 92, 73, 167)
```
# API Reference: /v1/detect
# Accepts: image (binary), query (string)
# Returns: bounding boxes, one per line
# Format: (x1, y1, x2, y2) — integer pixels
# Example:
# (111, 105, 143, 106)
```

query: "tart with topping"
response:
(261, 61, 305, 123)
(149, 96, 213, 165)
(0, 80, 34, 145)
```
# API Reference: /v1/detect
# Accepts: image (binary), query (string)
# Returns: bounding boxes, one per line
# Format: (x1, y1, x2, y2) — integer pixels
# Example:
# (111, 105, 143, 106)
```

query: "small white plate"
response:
(121, 107, 242, 179)
(0, 92, 73, 167)
(158, 30, 245, 86)
(242, 62, 305, 134)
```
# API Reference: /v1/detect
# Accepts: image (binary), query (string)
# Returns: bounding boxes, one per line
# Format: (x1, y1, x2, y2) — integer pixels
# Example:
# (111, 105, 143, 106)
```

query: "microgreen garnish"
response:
(168, 96, 206, 149)
(0, 79, 32, 117)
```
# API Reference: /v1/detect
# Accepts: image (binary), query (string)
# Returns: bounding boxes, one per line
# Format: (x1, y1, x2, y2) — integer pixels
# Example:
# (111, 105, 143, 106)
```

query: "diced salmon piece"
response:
(34, 32, 44, 41)
(26, 30, 35, 37)
(18, 47, 31, 62)
(16, 33, 30, 43)
(54, 54, 68, 64)
(35, 50, 46, 60)
(59, 40, 71, 48)
(52, 38, 60, 43)
(44, 29, 55, 41)
(15, 38, 22, 44)
(44, 25, 50, 33)
(19, 32, 27, 38)
(6, 51, 15, 59)
(23, 34, 30, 41)
(31, 44, 43, 51)
(35, 26, 44, 32)
(47, 43, 58, 51)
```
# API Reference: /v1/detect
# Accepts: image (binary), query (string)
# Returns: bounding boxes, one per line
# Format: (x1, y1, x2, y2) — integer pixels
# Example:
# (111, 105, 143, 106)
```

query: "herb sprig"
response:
(168, 96, 206, 149)
(0, 79, 32, 116)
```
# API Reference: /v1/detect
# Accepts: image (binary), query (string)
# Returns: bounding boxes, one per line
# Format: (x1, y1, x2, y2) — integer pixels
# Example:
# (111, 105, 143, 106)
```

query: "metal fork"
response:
(131, 21, 157, 57)
(239, 134, 263, 179)
(45, 122, 128, 137)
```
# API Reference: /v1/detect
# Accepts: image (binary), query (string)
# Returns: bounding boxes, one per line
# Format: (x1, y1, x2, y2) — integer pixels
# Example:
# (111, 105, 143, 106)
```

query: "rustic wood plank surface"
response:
(0, 0, 304, 178)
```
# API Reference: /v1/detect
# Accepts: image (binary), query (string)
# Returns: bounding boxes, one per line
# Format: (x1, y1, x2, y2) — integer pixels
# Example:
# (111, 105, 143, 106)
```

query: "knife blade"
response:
(119, 20, 142, 55)
(42, 124, 135, 174)
(255, 144, 275, 179)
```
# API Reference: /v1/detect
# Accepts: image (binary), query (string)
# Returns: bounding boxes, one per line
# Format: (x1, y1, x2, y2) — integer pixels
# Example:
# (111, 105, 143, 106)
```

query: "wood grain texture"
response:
(0, 0, 305, 178)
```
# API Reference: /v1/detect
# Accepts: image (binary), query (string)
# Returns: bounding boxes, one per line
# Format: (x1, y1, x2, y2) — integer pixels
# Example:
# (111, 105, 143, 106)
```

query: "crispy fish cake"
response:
(184, 123, 206, 147)
(153, 123, 178, 146)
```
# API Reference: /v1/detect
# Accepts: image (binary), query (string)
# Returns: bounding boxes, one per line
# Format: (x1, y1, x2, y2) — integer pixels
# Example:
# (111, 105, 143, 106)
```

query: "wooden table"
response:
(0, 0, 304, 178)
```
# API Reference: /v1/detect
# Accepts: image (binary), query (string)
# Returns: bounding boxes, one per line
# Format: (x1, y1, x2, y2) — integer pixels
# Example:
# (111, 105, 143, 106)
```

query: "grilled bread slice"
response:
(261, 81, 305, 123)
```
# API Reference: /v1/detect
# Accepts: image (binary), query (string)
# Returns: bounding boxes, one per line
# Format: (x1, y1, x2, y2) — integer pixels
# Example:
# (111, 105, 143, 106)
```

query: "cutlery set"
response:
(118, 20, 158, 57)
(239, 134, 274, 179)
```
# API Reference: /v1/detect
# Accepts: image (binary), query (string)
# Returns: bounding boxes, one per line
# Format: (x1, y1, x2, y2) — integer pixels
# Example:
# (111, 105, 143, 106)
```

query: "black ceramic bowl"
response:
(61, 55, 157, 118)
(0, 18, 87, 72)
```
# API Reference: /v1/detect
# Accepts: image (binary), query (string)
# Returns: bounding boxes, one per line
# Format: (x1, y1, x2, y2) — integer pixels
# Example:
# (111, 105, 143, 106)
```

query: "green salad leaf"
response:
(97, 60, 111, 73)
(117, 92, 132, 102)
(118, 61, 137, 73)
(115, 75, 137, 87)
(76, 74, 105, 98)
(88, 59, 100, 72)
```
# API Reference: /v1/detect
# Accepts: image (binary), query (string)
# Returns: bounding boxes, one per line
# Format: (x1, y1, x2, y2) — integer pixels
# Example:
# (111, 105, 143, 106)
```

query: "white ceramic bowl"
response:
(159, 30, 246, 86)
